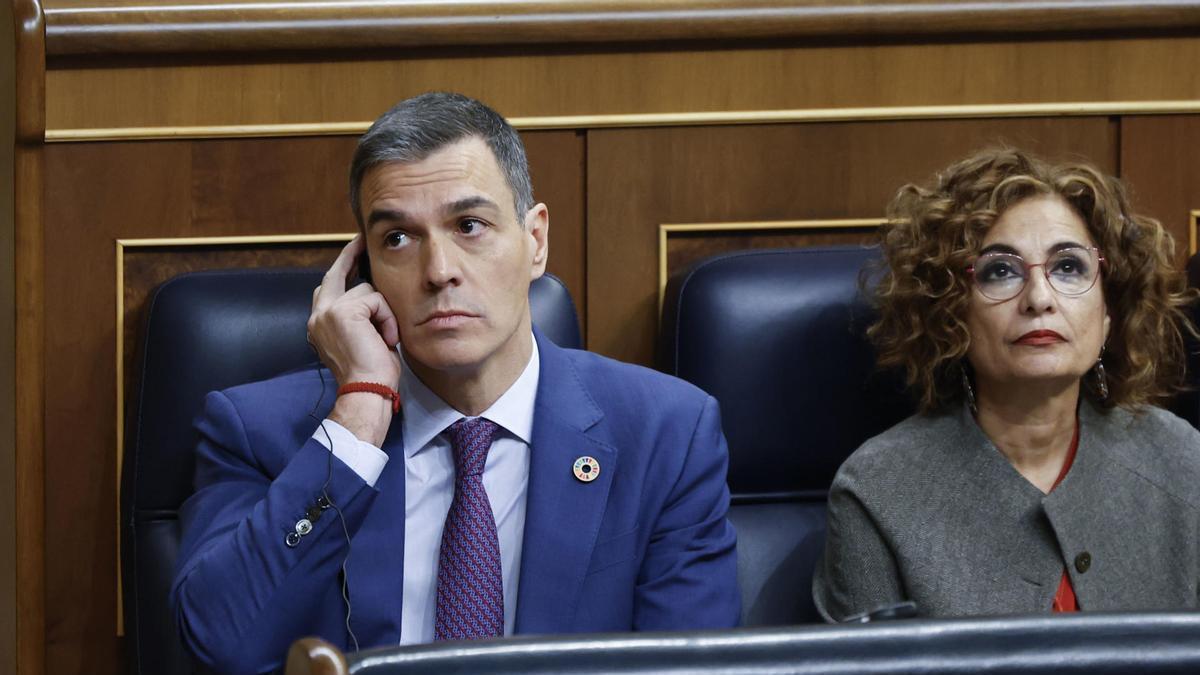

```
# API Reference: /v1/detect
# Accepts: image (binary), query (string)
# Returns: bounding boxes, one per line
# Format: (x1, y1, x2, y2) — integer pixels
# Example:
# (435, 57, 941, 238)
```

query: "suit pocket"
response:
(586, 526, 640, 576)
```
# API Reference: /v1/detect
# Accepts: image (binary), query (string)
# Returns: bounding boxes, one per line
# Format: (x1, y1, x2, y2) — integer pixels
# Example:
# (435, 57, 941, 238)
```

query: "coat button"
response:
(295, 518, 313, 536)
(1074, 551, 1092, 573)
(285, 532, 302, 548)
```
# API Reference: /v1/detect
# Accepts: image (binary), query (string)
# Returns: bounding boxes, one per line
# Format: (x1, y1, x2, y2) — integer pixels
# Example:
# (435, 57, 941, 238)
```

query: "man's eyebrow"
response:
(446, 195, 501, 215)
(366, 208, 413, 231)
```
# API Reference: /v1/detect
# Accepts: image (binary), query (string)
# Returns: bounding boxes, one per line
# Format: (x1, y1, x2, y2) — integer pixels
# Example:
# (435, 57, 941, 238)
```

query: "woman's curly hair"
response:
(869, 147, 1198, 413)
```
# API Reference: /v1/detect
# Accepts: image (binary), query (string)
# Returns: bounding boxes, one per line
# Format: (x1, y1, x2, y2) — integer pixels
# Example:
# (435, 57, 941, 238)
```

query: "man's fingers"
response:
(317, 234, 366, 305)
(365, 292, 401, 347)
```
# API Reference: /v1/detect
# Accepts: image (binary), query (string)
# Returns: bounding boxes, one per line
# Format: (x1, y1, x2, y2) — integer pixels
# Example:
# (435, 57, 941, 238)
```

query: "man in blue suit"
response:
(172, 92, 739, 674)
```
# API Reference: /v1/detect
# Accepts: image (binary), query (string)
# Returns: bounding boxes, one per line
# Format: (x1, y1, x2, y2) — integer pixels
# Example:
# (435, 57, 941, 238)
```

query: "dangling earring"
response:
(960, 364, 977, 414)
(1093, 348, 1109, 401)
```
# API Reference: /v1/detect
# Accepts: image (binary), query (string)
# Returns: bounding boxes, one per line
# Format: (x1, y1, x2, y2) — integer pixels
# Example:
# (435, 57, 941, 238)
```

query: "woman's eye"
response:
(384, 231, 408, 248)
(1051, 256, 1087, 276)
(981, 259, 1019, 281)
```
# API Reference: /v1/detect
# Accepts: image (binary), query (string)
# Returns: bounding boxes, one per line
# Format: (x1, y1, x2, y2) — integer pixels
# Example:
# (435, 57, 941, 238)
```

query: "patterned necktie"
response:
(434, 417, 504, 640)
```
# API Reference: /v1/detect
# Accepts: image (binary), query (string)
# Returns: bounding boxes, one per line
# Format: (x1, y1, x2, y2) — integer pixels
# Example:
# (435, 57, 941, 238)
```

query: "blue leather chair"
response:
(659, 247, 914, 626)
(121, 268, 582, 675)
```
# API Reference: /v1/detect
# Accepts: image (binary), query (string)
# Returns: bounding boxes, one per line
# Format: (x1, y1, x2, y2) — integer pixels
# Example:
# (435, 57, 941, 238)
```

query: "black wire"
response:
(306, 359, 361, 653)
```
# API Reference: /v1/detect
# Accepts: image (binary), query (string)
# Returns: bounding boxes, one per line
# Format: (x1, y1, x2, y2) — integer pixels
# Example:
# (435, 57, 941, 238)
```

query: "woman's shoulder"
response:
(1089, 404, 1200, 506)
(832, 409, 966, 493)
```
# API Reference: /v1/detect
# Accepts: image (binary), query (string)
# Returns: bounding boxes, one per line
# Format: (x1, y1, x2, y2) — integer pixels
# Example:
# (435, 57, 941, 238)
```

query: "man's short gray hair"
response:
(349, 92, 534, 226)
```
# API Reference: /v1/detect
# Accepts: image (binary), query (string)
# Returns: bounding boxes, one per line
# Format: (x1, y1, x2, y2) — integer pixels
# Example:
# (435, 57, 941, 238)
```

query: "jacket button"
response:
(1074, 551, 1092, 573)
(295, 518, 313, 536)
(285, 532, 302, 548)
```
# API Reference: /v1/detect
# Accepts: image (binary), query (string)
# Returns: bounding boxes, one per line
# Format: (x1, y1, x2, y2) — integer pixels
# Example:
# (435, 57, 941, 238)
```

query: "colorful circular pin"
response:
(573, 456, 600, 483)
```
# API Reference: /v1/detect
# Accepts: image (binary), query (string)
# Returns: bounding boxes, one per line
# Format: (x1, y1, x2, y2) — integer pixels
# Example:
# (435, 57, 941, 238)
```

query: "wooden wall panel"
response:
(0, 0, 17, 670)
(525, 130, 586, 335)
(45, 36, 1200, 133)
(40, 129, 584, 675)
(586, 117, 1117, 366)
(1119, 115, 1200, 265)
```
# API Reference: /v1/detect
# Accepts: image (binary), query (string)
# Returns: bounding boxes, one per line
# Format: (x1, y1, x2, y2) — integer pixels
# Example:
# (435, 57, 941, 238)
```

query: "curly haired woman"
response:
(813, 148, 1200, 621)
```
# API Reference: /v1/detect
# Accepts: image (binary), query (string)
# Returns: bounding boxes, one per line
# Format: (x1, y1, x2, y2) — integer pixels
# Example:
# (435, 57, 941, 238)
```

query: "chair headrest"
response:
(660, 247, 913, 497)
(125, 269, 581, 512)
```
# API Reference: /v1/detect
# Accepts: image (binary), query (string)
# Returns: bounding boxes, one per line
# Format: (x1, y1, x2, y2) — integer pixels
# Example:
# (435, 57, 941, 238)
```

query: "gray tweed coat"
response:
(812, 401, 1200, 622)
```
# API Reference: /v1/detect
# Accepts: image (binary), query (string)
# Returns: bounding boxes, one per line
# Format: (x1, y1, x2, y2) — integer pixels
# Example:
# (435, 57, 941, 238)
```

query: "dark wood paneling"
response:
(525, 131, 587, 339)
(40, 129, 584, 675)
(190, 137, 358, 234)
(13, 1, 46, 674)
(1119, 115, 1200, 266)
(42, 0, 1200, 57)
(587, 117, 1118, 367)
(46, 37, 1200, 132)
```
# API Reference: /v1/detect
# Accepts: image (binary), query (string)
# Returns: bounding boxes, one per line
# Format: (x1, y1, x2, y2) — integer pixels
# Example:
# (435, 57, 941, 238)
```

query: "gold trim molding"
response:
(48, 100, 1200, 143)
(657, 218, 885, 313)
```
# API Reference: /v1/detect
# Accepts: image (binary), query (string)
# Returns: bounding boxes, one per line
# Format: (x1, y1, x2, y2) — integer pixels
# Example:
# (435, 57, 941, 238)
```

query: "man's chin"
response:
(402, 345, 488, 377)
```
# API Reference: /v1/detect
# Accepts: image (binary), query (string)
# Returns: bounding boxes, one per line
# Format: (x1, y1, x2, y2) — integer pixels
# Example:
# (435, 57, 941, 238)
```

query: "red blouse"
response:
(1050, 421, 1081, 613)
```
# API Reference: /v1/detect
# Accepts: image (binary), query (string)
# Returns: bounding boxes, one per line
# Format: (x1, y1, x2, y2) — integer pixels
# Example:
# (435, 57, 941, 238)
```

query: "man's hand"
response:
(308, 235, 401, 446)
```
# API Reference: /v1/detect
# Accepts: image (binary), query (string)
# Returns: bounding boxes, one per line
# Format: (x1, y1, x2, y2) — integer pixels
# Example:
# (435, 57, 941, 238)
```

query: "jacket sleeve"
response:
(812, 469, 905, 622)
(633, 395, 741, 629)
(171, 389, 380, 674)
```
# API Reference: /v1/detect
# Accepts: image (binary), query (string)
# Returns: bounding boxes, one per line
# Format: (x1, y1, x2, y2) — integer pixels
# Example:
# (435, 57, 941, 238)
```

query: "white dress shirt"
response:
(312, 335, 538, 643)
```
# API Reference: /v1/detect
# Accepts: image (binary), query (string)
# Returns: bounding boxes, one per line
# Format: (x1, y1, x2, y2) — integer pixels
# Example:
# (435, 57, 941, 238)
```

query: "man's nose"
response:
(422, 234, 462, 288)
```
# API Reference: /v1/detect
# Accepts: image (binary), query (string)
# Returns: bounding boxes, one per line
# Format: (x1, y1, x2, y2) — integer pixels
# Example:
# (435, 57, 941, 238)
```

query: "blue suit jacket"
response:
(172, 330, 740, 674)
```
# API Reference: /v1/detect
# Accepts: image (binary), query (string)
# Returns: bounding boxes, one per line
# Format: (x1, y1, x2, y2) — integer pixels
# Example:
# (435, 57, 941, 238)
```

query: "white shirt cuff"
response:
(311, 419, 389, 487)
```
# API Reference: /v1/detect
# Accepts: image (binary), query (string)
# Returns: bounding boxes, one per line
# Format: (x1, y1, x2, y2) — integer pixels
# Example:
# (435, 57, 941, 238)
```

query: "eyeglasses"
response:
(966, 247, 1104, 302)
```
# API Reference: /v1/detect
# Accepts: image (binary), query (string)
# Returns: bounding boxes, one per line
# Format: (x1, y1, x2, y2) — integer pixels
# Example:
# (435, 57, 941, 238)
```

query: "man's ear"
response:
(525, 203, 550, 279)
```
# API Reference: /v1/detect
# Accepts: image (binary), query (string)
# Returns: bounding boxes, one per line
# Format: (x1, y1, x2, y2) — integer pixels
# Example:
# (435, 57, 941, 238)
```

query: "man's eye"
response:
(384, 231, 408, 248)
(458, 218, 486, 235)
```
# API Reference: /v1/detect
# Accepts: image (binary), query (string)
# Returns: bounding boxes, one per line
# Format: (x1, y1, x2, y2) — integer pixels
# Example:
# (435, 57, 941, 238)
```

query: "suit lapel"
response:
(344, 416, 406, 648)
(515, 331, 616, 634)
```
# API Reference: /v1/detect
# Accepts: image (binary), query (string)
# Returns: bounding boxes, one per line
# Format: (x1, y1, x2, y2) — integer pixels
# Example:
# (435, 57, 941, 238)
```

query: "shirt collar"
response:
(398, 334, 540, 459)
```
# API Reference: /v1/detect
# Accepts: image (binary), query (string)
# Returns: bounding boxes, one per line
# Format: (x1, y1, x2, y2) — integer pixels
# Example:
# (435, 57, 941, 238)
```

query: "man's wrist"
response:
(329, 392, 393, 447)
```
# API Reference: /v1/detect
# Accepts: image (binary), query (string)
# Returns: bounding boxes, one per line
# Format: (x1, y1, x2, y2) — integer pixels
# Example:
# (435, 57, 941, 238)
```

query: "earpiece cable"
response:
(306, 356, 361, 653)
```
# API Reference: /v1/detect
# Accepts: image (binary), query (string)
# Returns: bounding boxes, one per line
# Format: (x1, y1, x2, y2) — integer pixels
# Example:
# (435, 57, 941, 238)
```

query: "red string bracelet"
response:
(337, 382, 402, 415)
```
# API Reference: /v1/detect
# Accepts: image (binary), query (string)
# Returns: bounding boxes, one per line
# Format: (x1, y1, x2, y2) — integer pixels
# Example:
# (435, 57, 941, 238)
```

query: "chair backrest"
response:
(338, 613, 1200, 674)
(659, 247, 914, 626)
(121, 268, 582, 675)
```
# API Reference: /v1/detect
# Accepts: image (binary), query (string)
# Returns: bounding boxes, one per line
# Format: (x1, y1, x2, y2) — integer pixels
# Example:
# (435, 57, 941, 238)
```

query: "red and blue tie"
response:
(434, 417, 504, 640)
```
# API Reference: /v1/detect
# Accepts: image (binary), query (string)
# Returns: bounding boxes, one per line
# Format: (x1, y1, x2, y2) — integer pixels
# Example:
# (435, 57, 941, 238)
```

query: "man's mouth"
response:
(418, 310, 478, 328)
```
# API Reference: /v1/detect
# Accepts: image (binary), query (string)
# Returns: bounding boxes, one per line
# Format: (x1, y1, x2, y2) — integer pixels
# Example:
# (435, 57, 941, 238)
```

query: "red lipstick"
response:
(1014, 329, 1066, 346)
